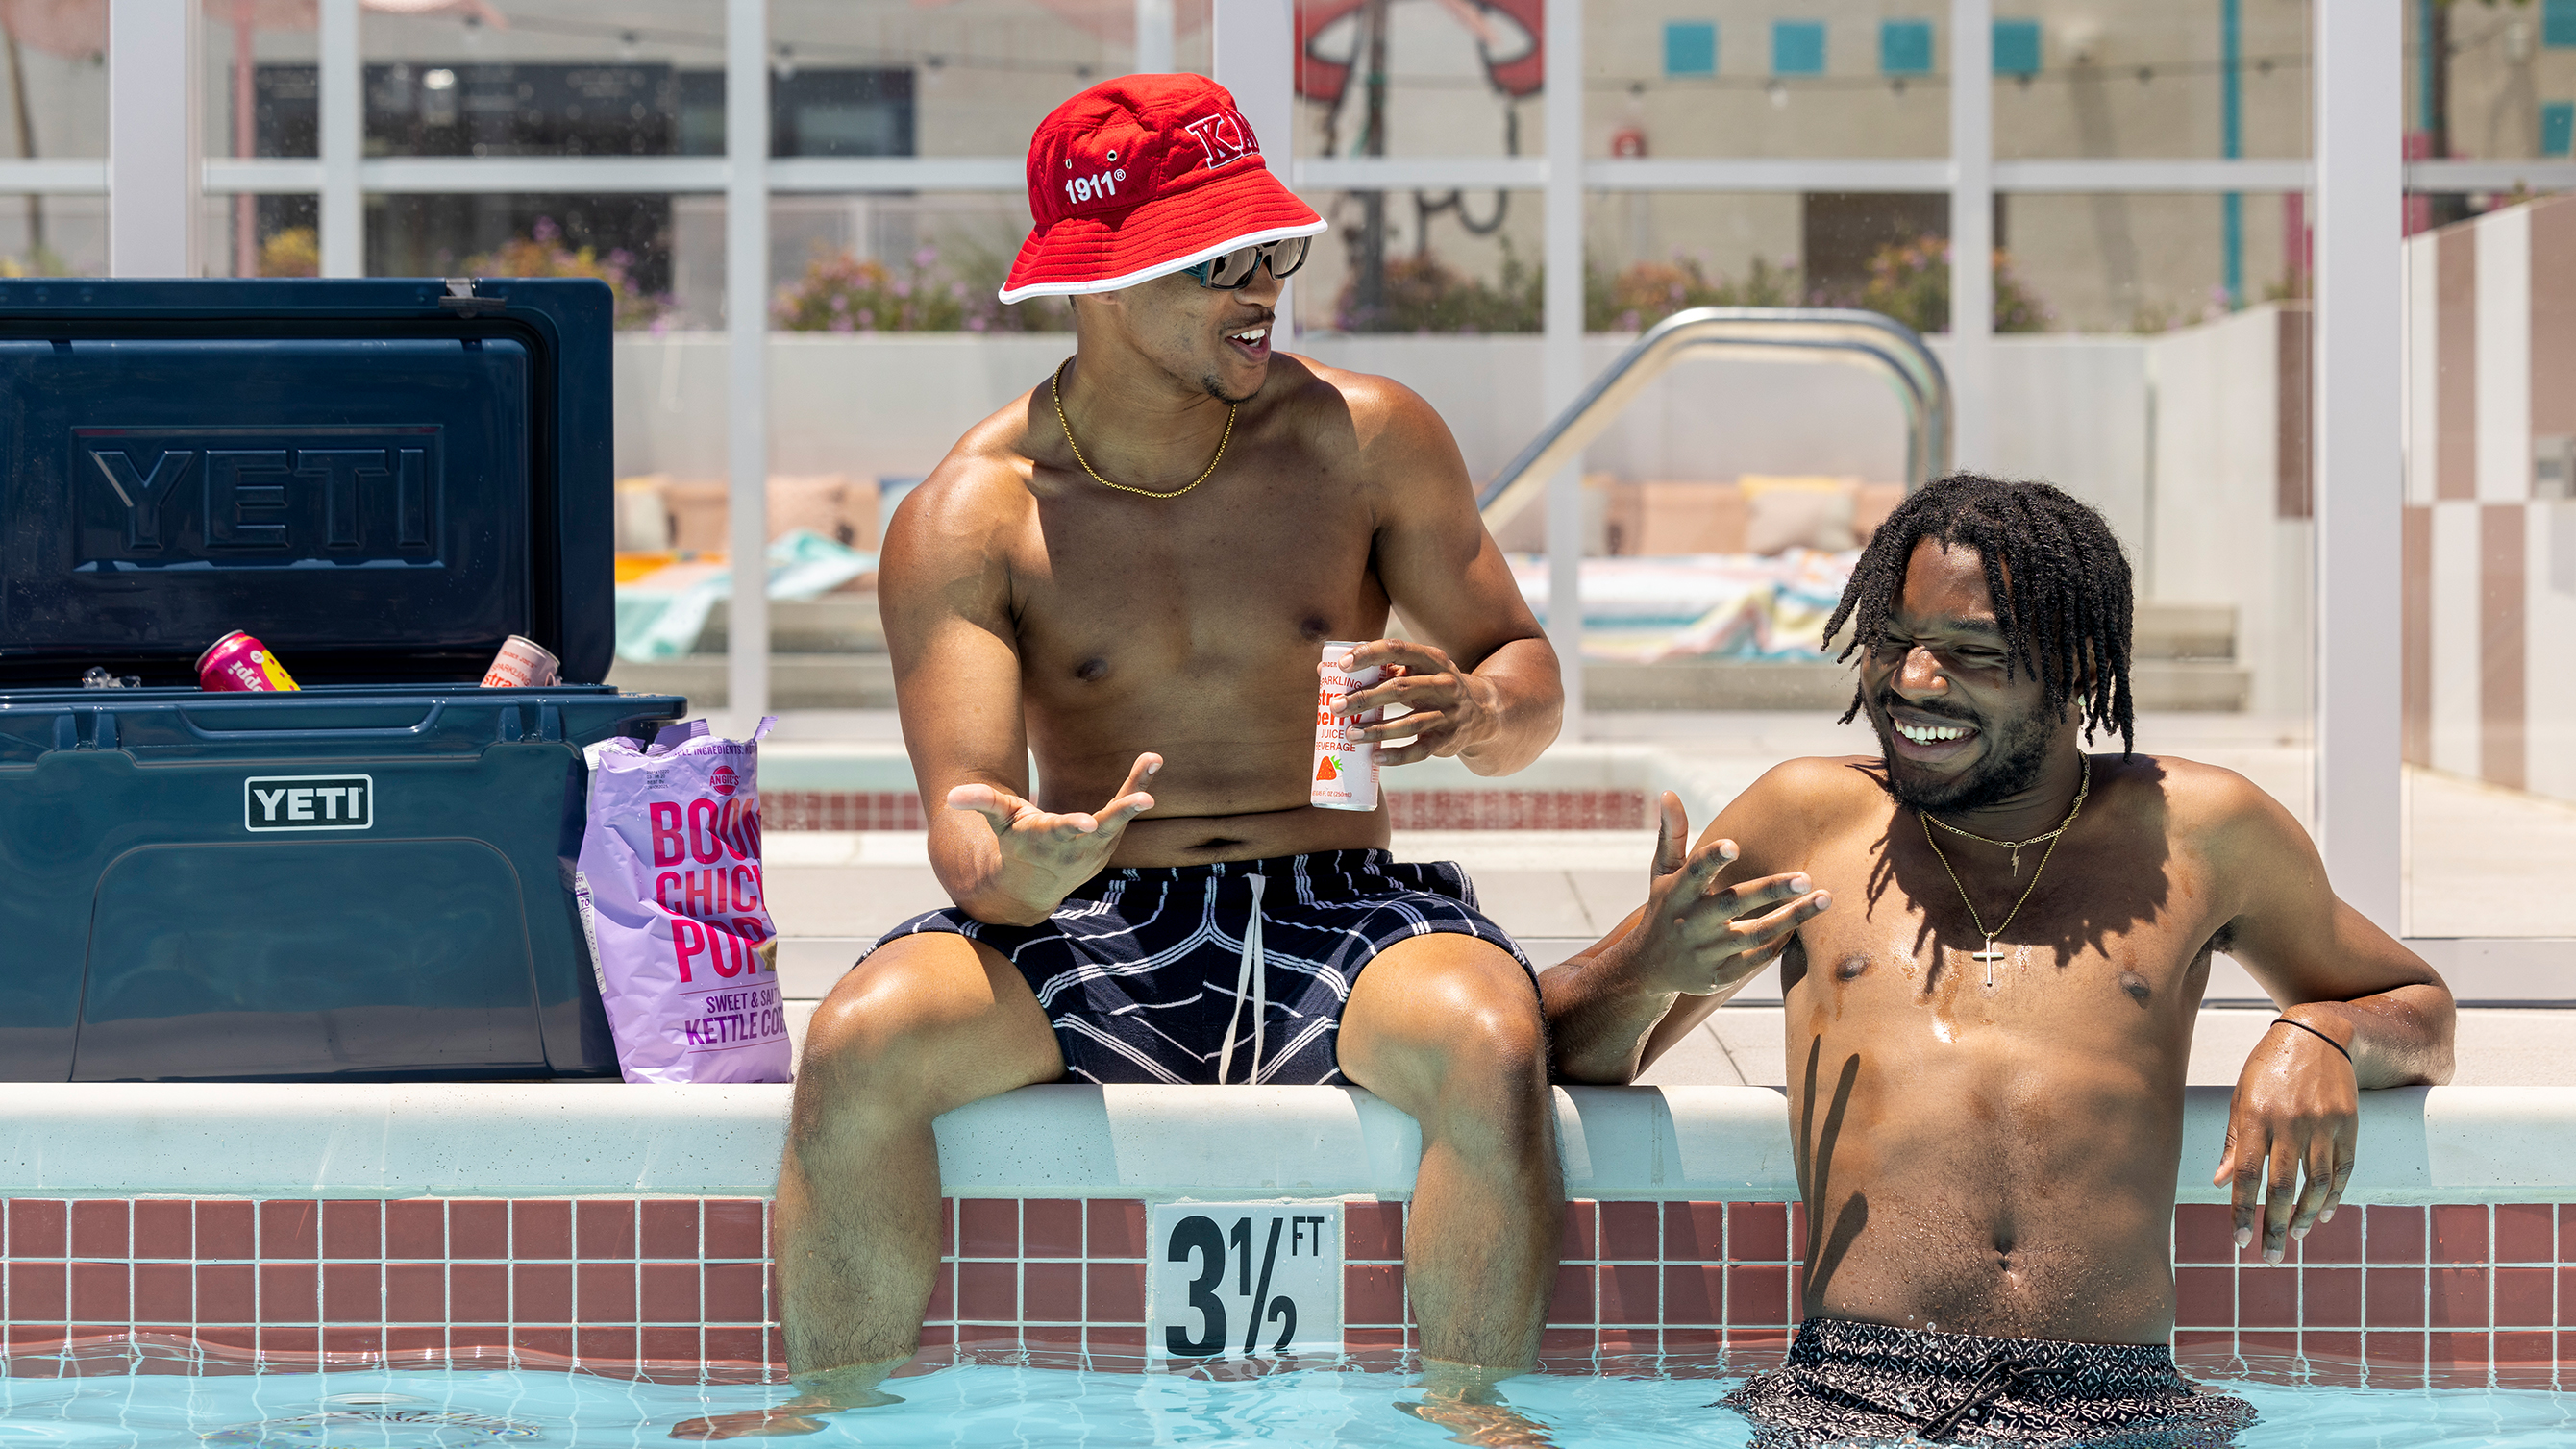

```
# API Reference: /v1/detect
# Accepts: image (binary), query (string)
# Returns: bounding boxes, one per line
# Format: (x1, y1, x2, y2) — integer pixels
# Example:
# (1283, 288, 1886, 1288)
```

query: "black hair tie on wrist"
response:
(2272, 1017, 2352, 1063)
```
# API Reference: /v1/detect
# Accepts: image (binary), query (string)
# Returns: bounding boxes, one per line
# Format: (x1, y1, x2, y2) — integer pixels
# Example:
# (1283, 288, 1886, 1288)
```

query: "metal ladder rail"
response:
(1475, 307, 1954, 533)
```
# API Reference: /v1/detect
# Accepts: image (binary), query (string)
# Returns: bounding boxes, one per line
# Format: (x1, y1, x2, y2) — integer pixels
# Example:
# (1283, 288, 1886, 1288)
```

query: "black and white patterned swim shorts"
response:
(1721, 1316, 2256, 1447)
(867, 850, 1531, 1086)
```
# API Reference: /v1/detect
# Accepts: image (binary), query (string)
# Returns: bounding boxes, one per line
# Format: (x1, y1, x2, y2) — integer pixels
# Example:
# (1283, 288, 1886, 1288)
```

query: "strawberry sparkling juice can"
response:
(195, 630, 299, 692)
(1311, 641, 1386, 811)
(481, 634, 561, 688)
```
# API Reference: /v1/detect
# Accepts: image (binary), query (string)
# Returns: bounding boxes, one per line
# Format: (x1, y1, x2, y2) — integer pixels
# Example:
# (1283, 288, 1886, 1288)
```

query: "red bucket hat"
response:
(1000, 74, 1326, 304)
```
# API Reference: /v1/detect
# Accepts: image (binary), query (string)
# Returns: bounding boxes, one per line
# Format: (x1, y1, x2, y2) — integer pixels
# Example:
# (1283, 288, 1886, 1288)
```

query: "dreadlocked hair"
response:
(1822, 473, 2136, 755)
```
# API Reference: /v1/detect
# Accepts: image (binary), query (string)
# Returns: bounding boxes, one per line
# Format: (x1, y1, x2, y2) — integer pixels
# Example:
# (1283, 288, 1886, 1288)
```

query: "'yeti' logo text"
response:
(245, 774, 375, 832)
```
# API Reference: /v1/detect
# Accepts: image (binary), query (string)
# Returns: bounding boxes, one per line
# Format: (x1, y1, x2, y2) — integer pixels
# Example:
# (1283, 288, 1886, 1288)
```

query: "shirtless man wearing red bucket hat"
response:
(698, 75, 1568, 1437)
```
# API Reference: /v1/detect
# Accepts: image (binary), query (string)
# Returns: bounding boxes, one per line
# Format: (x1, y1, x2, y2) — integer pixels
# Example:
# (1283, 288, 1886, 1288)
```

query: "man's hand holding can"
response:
(1325, 639, 1510, 769)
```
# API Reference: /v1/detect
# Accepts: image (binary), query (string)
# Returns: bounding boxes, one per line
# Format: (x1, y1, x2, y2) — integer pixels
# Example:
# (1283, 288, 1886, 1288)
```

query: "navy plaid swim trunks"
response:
(1721, 1316, 2256, 1447)
(867, 849, 1531, 1085)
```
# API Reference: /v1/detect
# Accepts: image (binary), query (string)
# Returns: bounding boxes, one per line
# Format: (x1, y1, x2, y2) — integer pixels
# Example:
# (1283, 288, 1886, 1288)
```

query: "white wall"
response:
(2143, 305, 2312, 721)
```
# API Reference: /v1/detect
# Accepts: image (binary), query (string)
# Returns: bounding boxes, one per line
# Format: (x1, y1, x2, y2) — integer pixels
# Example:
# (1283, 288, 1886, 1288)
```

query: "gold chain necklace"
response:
(1049, 358, 1236, 500)
(1919, 755, 2091, 987)
(1923, 754, 2093, 876)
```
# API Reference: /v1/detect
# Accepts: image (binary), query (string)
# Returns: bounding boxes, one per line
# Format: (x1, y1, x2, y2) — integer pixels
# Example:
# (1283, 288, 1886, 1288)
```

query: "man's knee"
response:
(1350, 941, 1548, 1115)
(796, 934, 1053, 1117)
(1425, 958, 1548, 1091)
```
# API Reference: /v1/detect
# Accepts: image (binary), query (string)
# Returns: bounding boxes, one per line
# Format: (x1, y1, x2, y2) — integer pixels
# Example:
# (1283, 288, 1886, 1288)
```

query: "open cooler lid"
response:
(0, 277, 613, 687)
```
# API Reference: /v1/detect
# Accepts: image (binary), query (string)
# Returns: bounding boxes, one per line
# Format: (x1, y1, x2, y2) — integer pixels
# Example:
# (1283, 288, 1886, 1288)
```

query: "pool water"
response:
(0, 1361, 2568, 1447)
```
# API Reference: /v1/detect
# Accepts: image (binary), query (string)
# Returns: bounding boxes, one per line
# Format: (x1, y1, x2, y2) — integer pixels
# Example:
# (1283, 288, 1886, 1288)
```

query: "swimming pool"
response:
(4, 1082, 2570, 1441)
(1, 1357, 2567, 1447)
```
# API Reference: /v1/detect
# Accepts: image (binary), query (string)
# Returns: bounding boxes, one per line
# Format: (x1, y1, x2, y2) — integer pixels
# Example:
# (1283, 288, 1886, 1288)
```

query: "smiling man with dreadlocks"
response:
(1541, 476, 2456, 1447)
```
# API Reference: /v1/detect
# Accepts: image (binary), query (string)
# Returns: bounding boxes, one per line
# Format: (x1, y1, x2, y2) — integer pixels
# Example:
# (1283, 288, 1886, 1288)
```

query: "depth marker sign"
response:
(1148, 1203, 1343, 1360)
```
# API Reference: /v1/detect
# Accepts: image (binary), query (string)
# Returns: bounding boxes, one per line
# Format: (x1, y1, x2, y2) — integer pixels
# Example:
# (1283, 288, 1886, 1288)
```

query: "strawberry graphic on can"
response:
(1311, 641, 1385, 812)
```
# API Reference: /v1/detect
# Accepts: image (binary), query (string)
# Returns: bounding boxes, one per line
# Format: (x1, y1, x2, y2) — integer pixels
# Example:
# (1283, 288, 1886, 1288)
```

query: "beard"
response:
(1201, 370, 1258, 405)
(1868, 690, 2061, 816)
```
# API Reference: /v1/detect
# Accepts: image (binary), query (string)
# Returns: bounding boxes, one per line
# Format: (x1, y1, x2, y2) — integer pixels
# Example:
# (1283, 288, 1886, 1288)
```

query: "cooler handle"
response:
(175, 702, 448, 742)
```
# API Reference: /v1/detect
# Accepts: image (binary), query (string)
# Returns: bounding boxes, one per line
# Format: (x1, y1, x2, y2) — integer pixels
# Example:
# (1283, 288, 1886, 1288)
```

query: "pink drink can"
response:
(481, 634, 561, 688)
(195, 630, 299, 692)
(1311, 641, 1386, 812)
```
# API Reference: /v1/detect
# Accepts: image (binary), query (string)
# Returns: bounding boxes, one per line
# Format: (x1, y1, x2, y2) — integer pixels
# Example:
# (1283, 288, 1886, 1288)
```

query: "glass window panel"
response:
(1298, 0, 1536, 160)
(0, 14, 107, 161)
(2401, 191, 2576, 938)
(0, 192, 100, 276)
(776, 0, 1212, 160)
(1993, 1, 2310, 161)
(1292, 188, 1544, 336)
(357, 17, 703, 160)
(2002, 190, 2309, 332)
(766, 191, 1057, 332)
(368, 193, 680, 328)
(211, 15, 316, 159)
(2427, 0, 2576, 166)
(1588, 5, 1947, 160)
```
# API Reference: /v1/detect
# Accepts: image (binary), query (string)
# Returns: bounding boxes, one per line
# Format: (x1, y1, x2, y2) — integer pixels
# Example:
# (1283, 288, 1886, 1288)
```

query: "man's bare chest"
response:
(1005, 465, 1391, 687)
(1782, 827, 2229, 1022)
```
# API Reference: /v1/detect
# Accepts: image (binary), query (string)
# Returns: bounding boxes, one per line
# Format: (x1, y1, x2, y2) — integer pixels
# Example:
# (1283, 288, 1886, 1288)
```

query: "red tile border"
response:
(69, 1201, 129, 1260)
(320, 1201, 382, 1262)
(513, 1202, 573, 1261)
(759, 789, 1651, 833)
(2493, 1203, 2554, 1264)
(132, 1201, 190, 1261)
(2430, 1205, 2489, 1264)
(384, 1201, 446, 1261)
(448, 1202, 508, 1261)
(1022, 1200, 1083, 1259)
(2366, 1205, 2426, 1264)
(257, 1202, 317, 1261)
(575, 1202, 637, 1261)
(1, 1193, 2569, 1378)
(956, 1200, 1017, 1260)
(638, 1201, 699, 1260)
(1085, 1200, 1147, 1260)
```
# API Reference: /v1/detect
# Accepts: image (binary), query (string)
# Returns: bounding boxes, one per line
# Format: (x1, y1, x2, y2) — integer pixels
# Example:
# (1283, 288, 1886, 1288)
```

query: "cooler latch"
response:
(438, 278, 508, 317)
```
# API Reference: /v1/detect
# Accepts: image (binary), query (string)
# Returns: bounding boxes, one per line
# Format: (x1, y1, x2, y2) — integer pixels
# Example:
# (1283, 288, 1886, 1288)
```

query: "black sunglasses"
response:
(1181, 235, 1311, 290)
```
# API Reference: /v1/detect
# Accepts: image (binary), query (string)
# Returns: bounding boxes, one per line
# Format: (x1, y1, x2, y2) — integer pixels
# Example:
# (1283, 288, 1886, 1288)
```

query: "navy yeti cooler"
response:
(0, 278, 683, 1081)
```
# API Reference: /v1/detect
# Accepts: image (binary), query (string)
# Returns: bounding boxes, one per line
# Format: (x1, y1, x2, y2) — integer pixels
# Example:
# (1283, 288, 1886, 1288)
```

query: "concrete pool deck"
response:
(743, 708, 2572, 1089)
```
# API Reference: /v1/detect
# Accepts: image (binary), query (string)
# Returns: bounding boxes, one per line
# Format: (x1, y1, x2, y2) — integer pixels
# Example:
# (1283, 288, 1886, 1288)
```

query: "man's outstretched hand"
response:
(1330, 640, 1508, 768)
(1625, 792, 1831, 997)
(2215, 1014, 2360, 1265)
(947, 752, 1159, 927)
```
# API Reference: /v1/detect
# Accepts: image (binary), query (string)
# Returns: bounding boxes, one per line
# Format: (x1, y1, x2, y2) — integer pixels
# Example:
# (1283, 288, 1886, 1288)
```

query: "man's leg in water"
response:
(676, 933, 1063, 1439)
(1338, 937, 1562, 1376)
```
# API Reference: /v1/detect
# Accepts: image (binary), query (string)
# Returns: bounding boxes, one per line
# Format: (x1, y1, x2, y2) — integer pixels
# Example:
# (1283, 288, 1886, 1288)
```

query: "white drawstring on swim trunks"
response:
(1216, 872, 1267, 1085)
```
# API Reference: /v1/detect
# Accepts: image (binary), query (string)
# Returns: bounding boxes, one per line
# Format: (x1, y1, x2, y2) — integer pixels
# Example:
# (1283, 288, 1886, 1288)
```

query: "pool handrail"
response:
(1475, 307, 1953, 532)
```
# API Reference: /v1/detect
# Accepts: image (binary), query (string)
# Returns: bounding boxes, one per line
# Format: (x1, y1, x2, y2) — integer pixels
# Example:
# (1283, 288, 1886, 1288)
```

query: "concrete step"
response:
(2135, 602, 2237, 662)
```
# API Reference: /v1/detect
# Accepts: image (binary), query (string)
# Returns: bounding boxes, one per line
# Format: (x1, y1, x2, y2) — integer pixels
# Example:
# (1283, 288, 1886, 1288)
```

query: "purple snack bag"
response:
(576, 717, 791, 1083)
